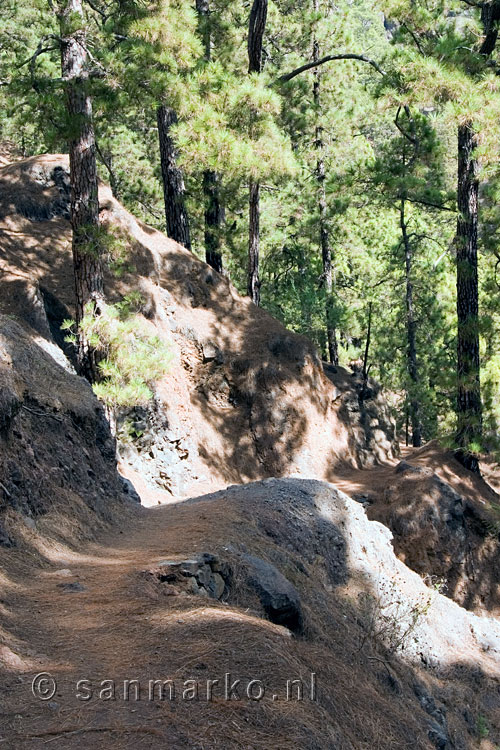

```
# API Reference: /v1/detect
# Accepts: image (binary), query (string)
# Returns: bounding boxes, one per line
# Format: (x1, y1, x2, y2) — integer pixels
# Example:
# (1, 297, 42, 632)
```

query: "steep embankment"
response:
(334, 443, 500, 617)
(0, 153, 399, 505)
(0, 314, 136, 549)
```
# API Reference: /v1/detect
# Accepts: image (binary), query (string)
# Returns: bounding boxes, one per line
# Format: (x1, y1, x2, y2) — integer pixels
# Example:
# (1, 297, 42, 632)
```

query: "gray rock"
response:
(428, 723, 450, 749)
(149, 554, 230, 600)
(414, 683, 448, 726)
(241, 553, 303, 633)
(187, 577, 204, 595)
(0, 525, 15, 548)
(210, 572, 226, 599)
(119, 475, 141, 504)
(21, 515, 36, 530)
(195, 563, 214, 588)
(57, 581, 85, 593)
(201, 341, 220, 363)
(395, 460, 426, 475)
(179, 559, 204, 575)
(352, 493, 373, 507)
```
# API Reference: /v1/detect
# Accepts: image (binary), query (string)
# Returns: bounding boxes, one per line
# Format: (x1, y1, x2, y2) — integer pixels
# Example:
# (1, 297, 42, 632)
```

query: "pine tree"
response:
(246, 0, 268, 306)
(312, 0, 339, 365)
(157, 103, 191, 249)
(196, 0, 224, 274)
(368, 103, 453, 445)
(57, 0, 103, 381)
(455, 120, 481, 470)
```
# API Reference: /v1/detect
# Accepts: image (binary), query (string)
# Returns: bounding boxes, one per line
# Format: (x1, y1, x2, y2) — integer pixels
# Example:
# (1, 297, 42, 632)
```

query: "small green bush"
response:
(477, 714, 490, 740)
(62, 295, 172, 410)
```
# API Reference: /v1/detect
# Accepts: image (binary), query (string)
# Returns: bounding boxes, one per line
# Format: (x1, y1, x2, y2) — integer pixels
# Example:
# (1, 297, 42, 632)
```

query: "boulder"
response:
(240, 553, 303, 633)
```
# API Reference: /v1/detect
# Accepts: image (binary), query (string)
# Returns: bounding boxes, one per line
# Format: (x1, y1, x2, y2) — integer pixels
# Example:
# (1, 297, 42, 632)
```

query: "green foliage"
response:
(477, 714, 490, 740)
(64, 300, 172, 410)
(2, 0, 500, 447)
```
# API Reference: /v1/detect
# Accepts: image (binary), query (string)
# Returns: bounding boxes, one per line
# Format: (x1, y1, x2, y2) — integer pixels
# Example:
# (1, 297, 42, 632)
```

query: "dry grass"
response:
(0, 484, 495, 748)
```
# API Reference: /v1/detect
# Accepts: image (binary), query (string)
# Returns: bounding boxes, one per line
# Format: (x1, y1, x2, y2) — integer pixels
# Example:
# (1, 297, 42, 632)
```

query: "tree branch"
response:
(401, 23, 425, 55)
(277, 52, 385, 84)
(17, 36, 60, 72)
(405, 196, 457, 212)
(394, 105, 418, 146)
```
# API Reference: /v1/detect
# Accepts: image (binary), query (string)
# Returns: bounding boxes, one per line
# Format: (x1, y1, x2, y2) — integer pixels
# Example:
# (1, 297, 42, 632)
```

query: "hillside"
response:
(0, 154, 499, 749)
(0, 154, 399, 504)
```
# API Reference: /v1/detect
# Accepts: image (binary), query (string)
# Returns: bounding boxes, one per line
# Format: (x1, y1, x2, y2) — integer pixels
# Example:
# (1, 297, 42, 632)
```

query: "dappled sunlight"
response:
(149, 605, 293, 636)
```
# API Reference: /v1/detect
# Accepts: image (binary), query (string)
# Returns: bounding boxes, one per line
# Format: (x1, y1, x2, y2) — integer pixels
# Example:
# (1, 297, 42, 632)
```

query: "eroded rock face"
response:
(182, 478, 500, 671)
(117, 404, 202, 497)
(368, 460, 500, 613)
(0, 316, 134, 536)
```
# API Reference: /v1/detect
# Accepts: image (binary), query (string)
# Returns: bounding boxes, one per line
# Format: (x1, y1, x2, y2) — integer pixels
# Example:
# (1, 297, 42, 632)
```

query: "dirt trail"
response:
(0, 452, 425, 748)
(0, 500, 238, 748)
(0, 453, 499, 748)
(329, 448, 410, 498)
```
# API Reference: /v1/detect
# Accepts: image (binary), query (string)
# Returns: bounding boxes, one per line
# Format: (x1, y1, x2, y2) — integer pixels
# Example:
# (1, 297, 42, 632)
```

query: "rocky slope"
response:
(364, 445, 500, 616)
(0, 314, 136, 548)
(0, 153, 399, 504)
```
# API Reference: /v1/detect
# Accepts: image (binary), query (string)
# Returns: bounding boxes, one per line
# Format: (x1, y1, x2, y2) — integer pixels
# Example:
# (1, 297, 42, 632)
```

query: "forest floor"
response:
(0, 446, 499, 749)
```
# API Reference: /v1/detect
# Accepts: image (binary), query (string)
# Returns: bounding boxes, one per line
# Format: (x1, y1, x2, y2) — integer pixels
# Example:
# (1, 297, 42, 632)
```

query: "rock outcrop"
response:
(0, 315, 133, 543)
(187, 478, 500, 671)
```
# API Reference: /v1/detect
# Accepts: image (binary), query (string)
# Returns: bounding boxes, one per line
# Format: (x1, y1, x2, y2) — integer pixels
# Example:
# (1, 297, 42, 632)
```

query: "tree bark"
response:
(196, 0, 224, 273)
(248, 0, 268, 74)
(313, 14, 339, 365)
(362, 301, 372, 384)
(58, 0, 103, 382)
(455, 122, 482, 473)
(246, 0, 267, 305)
(248, 181, 261, 305)
(400, 198, 422, 447)
(480, 1, 500, 55)
(157, 104, 191, 250)
(203, 170, 224, 273)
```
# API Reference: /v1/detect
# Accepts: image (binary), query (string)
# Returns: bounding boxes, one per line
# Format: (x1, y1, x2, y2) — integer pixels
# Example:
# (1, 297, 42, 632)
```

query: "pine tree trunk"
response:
(58, 0, 103, 382)
(400, 199, 422, 447)
(195, 0, 211, 55)
(480, 1, 500, 54)
(313, 23, 338, 366)
(362, 301, 372, 383)
(248, 181, 261, 305)
(157, 104, 191, 250)
(246, 0, 268, 305)
(204, 170, 224, 273)
(196, 0, 224, 273)
(455, 122, 482, 473)
(248, 0, 268, 74)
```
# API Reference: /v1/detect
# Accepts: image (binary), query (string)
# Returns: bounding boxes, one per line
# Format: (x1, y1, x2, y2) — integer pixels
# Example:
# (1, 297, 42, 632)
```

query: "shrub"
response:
(62, 295, 172, 411)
